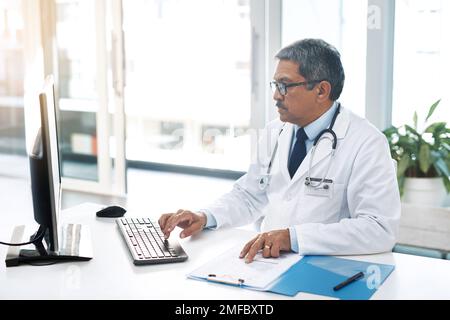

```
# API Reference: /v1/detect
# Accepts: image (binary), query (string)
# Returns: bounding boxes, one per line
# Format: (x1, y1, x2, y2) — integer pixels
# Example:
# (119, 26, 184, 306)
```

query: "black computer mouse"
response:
(96, 205, 127, 218)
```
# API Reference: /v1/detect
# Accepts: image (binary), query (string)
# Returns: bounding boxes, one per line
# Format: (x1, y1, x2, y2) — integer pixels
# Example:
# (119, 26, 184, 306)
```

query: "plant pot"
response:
(403, 177, 447, 207)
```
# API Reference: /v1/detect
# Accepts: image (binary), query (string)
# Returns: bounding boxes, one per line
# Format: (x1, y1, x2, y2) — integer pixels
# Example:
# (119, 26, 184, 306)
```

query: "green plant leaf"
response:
(418, 144, 432, 174)
(425, 122, 447, 133)
(397, 153, 410, 178)
(425, 122, 447, 135)
(397, 135, 418, 153)
(425, 99, 441, 122)
(443, 142, 450, 152)
(404, 125, 421, 139)
(413, 111, 418, 130)
(398, 175, 405, 197)
(383, 126, 398, 137)
(434, 158, 450, 177)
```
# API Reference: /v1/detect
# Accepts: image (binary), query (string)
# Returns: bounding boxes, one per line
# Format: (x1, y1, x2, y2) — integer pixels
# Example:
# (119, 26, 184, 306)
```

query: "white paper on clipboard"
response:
(187, 245, 302, 290)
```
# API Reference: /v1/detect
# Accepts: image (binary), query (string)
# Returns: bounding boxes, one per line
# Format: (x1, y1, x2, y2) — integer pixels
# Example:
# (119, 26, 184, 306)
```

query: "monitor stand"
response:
(5, 224, 93, 267)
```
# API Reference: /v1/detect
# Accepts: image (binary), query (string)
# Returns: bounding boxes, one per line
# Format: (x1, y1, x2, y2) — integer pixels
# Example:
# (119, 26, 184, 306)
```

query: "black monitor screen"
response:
(24, 76, 61, 252)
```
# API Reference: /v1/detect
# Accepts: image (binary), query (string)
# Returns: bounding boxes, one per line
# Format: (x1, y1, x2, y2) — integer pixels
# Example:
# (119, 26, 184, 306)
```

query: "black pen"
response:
(333, 271, 364, 291)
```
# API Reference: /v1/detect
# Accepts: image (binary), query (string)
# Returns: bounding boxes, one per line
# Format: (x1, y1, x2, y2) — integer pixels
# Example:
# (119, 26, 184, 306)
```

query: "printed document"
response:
(188, 245, 302, 290)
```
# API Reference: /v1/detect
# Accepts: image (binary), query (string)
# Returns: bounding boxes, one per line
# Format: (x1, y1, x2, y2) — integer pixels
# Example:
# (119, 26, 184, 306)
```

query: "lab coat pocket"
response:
(331, 183, 346, 210)
(301, 183, 346, 223)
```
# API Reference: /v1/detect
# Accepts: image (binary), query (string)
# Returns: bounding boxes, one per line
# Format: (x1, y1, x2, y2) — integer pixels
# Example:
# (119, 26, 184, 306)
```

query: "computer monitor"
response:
(29, 75, 61, 252)
(5, 75, 92, 267)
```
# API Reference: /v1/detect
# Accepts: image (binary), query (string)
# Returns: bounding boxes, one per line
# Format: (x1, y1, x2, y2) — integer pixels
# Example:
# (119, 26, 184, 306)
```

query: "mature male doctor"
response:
(159, 39, 401, 263)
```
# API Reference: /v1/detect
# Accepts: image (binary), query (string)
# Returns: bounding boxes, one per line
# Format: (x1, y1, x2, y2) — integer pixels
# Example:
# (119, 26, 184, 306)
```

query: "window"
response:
(281, 0, 368, 117)
(55, 0, 99, 181)
(392, 0, 450, 129)
(0, 0, 27, 178)
(122, 0, 252, 172)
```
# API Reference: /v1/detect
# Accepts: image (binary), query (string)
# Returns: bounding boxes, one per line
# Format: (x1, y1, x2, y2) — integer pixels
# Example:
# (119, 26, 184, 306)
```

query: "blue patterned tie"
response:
(288, 127, 308, 178)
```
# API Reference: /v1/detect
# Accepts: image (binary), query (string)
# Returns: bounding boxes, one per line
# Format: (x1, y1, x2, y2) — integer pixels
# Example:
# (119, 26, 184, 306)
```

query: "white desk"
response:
(1, 203, 450, 300)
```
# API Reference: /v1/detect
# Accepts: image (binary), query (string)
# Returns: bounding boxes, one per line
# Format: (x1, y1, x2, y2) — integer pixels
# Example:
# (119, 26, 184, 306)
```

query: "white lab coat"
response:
(201, 106, 401, 256)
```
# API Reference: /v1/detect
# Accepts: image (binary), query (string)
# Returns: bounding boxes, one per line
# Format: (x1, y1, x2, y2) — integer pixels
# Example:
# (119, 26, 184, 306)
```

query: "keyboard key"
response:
(140, 230, 159, 256)
(151, 241, 165, 257)
(147, 245, 158, 258)
(134, 246, 142, 256)
(129, 236, 137, 246)
(157, 243, 169, 257)
(150, 232, 162, 244)
(161, 248, 172, 258)
(146, 242, 158, 258)
(142, 248, 151, 259)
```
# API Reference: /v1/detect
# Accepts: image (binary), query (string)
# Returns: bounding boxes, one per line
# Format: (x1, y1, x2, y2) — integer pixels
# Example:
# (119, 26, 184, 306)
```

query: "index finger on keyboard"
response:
(166, 211, 193, 233)
(162, 213, 179, 236)
(158, 213, 171, 230)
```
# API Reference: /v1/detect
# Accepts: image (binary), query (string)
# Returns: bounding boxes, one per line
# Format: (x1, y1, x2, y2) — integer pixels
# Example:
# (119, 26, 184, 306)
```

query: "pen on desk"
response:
(207, 274, 245, 286)
(333, 271, 364, 291)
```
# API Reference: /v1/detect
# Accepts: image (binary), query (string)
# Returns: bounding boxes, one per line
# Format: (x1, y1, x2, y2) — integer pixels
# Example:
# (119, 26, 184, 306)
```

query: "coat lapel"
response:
(277, 122, 294, 182)
(290, 106, 350, 184)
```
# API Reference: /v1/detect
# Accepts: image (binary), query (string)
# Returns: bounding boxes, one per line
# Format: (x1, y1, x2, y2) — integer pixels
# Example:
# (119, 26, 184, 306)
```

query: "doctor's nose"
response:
(270, 82, 284, 101)
(273, 88, 284, 101)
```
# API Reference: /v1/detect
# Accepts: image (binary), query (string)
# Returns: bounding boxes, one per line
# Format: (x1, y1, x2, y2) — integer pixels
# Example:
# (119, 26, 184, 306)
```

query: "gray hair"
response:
(275, 39, 345, 101)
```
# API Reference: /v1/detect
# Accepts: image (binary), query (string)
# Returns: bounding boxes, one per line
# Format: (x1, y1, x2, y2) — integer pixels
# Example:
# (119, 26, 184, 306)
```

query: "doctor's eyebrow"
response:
(273, 76, 293, 83)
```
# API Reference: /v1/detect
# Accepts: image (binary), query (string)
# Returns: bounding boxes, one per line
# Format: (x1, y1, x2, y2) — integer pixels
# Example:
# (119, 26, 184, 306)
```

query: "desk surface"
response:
(1, 203, 450, 300)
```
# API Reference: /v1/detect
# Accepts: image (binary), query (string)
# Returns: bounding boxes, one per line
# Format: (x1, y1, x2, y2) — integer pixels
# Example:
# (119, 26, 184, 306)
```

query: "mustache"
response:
(276, 102, 287, 110)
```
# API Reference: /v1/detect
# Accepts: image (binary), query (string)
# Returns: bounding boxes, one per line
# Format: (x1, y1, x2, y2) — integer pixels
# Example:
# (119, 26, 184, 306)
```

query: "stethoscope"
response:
(258, 103, 341, 191)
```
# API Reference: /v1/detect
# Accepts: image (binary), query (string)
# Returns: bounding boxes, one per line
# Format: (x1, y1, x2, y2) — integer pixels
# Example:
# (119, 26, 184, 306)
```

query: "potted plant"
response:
(383, 99, 450, 206)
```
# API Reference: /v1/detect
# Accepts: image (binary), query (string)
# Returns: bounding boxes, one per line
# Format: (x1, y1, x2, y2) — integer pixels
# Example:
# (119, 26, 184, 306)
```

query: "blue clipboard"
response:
(268, 256, 395, 300)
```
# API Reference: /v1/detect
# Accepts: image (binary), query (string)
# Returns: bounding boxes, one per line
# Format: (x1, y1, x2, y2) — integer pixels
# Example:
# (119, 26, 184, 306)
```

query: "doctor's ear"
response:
(316, 81, 332, 102)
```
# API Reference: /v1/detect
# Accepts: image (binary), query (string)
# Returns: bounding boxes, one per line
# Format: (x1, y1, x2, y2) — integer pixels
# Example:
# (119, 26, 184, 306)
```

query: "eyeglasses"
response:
(270, 79, 325, 96)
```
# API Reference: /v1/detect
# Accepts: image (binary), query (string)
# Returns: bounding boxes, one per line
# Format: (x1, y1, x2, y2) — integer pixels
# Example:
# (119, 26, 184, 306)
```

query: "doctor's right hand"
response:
(158, 209, 207, 239)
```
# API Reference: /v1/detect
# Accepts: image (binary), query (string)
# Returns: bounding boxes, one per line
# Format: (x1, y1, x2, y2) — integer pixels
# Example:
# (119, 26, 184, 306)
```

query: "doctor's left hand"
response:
(239, 229, 291, 264)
